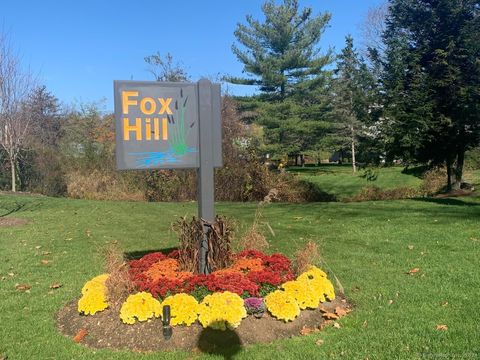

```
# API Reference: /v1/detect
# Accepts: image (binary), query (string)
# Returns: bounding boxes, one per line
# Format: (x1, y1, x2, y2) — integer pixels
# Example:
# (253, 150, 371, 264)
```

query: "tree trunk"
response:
(10, 156, 16, 192)
(300, 154, 305, 167)
(453, 148, 465, 190)
(295, 155, 299, 166)
(351, 126, 357, 173)
(446, 156, 452, 192)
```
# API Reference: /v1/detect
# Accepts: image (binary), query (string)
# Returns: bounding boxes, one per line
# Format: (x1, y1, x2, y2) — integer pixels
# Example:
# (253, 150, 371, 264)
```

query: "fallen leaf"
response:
(335, 307, 348, 317)
(333, 322, 341, 329)
(322, 312, 339, 320)
(50, 282, 62, 289)
(7, 272, 14, 277)
(41, 260, 50, 265)
(407, 245, 414, 250)
(436, 324, 448, 331)
(300, 326, 319, 336)
(42, 251, 51, 256)
(441, 301, 449, 307)
(362, 320, 368, 328)
(73, 328, 88, 343)
(15, 284, 31, 291)
(388, 300, 394, 305)
(408, 268, 420, 275)
(35, 245, 42, 249)
(315, 339, 324, 346)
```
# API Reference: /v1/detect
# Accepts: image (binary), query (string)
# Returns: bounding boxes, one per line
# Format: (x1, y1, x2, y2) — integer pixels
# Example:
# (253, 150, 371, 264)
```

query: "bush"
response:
(421, 167, 447, 195)
(66, 170, 144, 201)
(465, 148, 480, 170)
(60, 97, 325, 203)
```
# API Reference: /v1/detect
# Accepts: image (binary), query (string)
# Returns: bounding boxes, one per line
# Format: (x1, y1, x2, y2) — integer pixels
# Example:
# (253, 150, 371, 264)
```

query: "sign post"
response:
(114, 79, 222, 274)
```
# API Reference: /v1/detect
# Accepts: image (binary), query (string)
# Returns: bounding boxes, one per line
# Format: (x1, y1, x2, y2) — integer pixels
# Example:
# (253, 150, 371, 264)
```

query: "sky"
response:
(1, 0, 383, 112)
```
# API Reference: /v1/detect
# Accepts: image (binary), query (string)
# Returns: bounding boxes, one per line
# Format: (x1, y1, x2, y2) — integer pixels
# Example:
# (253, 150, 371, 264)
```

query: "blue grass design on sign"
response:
(129, 147, 198, 168)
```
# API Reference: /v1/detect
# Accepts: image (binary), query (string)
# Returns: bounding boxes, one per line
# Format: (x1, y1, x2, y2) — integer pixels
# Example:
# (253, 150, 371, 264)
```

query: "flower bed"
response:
(77, 250, 336, 330)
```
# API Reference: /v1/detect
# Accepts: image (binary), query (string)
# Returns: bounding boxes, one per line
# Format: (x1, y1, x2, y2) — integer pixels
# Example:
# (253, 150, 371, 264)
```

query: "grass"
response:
(289, 165, 480, 201)
(1, 194, 480, 359)
(288, 164, 424, 200)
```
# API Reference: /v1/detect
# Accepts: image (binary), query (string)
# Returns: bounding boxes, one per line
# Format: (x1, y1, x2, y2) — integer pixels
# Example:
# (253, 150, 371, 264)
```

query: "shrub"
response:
(421, 167, 447, 195)
(465, 148, 480, 170)
(66, 170, 144, 201)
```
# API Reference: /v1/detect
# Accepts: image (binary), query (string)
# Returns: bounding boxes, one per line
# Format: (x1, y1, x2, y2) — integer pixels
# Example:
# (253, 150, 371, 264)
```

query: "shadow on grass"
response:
(401, 165, 428, 178)
(411, 197, 480, 207)
(0, 199, 34, 217)
(197, 324, 242, 360)
(125, 247, 178, 260)
(297, 180, 337, 202)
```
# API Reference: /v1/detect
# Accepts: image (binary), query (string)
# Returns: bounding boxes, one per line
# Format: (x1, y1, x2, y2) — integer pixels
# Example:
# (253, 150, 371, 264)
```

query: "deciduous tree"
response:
(0, 32, 34, 192)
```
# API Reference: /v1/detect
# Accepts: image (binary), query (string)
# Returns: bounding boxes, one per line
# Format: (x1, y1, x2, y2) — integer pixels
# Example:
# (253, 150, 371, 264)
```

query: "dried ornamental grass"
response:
(103, 244, 135, 306)
(294, 241, 320, 276)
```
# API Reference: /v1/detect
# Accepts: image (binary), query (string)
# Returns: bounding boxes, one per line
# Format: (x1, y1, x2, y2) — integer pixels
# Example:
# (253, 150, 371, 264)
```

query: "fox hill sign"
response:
(114, 79, 222, 274)
(114, 80, 222, 170)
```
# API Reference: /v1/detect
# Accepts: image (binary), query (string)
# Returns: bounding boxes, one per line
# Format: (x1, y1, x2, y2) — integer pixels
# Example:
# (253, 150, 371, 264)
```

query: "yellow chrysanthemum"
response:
(161, 293, 199, 326)
(297, 265, 335, 301)
(78, 274, 109, 315)
(297, 265, 327, 281)
(81, 274, 109, 295)
(120, 292, 162, 324)
(281, 280, 319, 310)
(198, 291, 247, 330)
(264, 289, 300, 322)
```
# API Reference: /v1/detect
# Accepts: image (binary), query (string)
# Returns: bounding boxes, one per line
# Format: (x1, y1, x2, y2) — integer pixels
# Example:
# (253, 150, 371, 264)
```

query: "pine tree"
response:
(229, 0, 333, 162)
(383, 0, 480, 190)
(230, 0, 331, 100)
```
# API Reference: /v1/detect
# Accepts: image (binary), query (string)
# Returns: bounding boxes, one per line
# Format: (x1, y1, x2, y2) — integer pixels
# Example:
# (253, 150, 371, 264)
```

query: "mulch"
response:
(55, 296, 351, 354)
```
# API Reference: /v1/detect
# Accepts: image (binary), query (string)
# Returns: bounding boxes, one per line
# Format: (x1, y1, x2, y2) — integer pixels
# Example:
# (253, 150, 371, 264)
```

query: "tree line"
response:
(229, 0, 480, 190)
(0, 0, 479, 196)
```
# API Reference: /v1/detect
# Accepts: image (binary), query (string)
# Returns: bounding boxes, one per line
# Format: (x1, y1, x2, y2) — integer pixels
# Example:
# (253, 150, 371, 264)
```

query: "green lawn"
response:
(288, 165, 480, 201)
(288, 165, 424, 200)
(1, 194, 479, 359)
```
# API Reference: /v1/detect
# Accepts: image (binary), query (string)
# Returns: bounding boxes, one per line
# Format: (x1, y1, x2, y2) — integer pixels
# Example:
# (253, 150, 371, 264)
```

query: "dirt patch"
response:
(56, 297, 351, 353)
(0, 217, 30, 227)
(434, 189, 475, 198)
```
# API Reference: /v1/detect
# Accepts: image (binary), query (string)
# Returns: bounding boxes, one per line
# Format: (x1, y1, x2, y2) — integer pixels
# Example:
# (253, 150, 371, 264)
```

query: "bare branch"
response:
(0, 31, 35, 191)
(358, 1, 390, 56)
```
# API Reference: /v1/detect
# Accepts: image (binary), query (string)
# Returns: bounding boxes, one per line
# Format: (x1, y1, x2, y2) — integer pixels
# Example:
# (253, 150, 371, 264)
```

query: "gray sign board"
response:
(114, 80, 222, 170)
